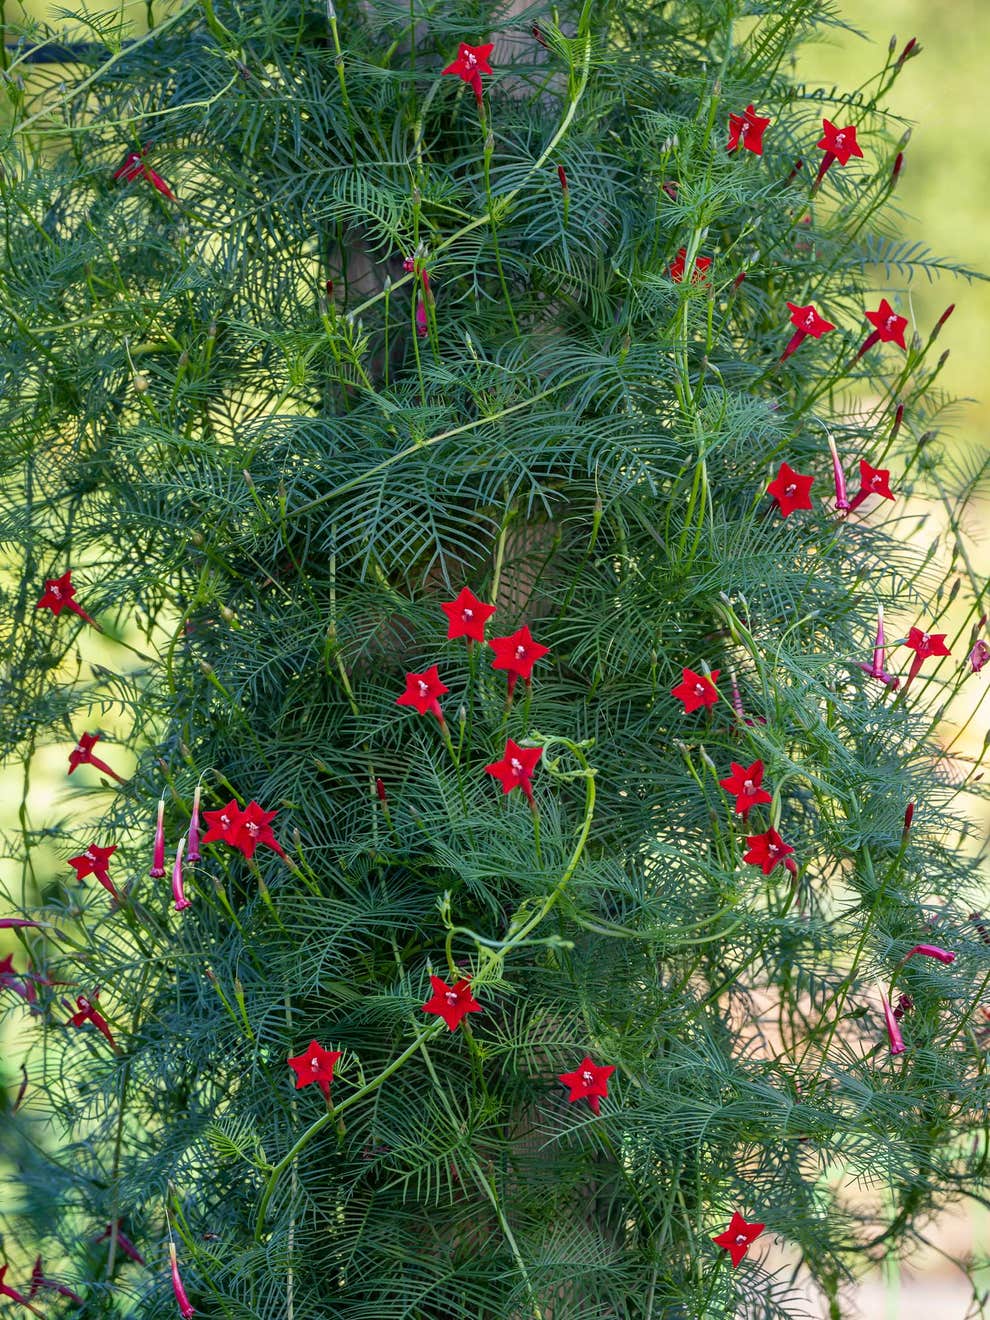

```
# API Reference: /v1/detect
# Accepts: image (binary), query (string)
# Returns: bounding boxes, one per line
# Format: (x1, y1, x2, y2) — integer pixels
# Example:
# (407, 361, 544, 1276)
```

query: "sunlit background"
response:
(1, 1, 987, 1314)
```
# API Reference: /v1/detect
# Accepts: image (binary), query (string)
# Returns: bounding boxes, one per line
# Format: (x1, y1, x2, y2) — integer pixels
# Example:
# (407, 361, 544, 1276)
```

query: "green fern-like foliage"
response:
(1, 1, 989, 1316)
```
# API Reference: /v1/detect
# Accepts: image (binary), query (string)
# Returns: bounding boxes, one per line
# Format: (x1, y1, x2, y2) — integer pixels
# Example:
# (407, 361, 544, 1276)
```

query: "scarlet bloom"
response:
(489, 625, 550, 695)
(557, 1056, 616, 1115)
(442, 41, 494, 107)
(168, 1242, 195, 1319)
(202, 798, 286, 861)
(858, 604, 899, 690)
(0, 1266, 43, 1317)
(719, 760, 772, 816)
(766, 462, 814, 518)
(711, 1212, 765, 1268)
(70, 991, 118, 1049)
(396, 664, 449, 720)
(671, 667, 720, 714)
(880, 990, 906, 1055)
(669, 248, 712, 283)
(780, 302, 835, 362)
(814, 118, 863, 186)
(68, 732, 124, 783)
(422, 974, 482, 1031)
(903, 943, 956, 965)
(902, 627, 951, 689)
(857, 299, 909, 357)
(726, 104, 771, 155)
(847, 460, 895, 512)
(36, 569, 97, 627)
(113, 146, 177, 201)
(485, 739, 543, 804)
(287, 1039, 343, 1100)
(743, 827, 795, 876)
(441, 587, 496, 643)
(67, 842, 121, 901)
(93, 1223, 146, 1265)
(29, 1257, 84, 1307)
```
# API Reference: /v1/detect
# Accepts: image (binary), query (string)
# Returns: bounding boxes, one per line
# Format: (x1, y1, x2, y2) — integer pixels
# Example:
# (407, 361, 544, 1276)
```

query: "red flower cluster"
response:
(113, 145, 176, 201)
(202, 799, 285, 859)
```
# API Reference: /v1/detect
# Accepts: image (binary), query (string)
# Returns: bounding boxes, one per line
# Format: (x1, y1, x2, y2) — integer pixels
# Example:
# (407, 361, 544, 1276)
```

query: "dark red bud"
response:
(897, 37, 918, 65)
(325, 280, 334, 299)
(891, 403, 904, 440)
(531, 23, 547, 48)
(733, 270, 746, 289)
(662, 180, 678, 200)
(902, 802, 915, 838)
(891, 151, 904, 184)
(935, 304, 955, 331)
(375, 777, 386, 802)
(557, 164, 568, 191)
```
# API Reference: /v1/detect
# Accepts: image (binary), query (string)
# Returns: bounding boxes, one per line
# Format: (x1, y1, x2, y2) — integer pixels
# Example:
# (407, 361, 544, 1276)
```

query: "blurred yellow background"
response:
(1, 1, 988, 1315)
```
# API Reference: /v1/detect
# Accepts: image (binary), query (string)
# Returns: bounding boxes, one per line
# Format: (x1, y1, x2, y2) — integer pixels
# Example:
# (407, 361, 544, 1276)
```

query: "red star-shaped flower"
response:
(669, 248, 712, 283)
(29, 1257, 83, 1307)
(0, 1265, 42, 1316)
(557, 1055, 616, 1115)
(726, 104, 771, 155)
(780, 302, 836, 361)
(442, 42, 494, 107)
(113, 145, 176, 201)
(287, 1039, 342, 1100)
(36, 569, 97, 627)
(69, 991, 118, 1049)
(441, 587, 496, 643)
(816, 119, 864, 167)
(396, 664, 449, 720)
(202, 798, 244, 848)
(862, 298, 908, 351)
(237, 801, 286, 859)
(489, 625, 550, 695)
(67, 732, 124, 783)
(902, 626, 951, 691)
(848, 460, 894, 512)
(743, 827, 795, 876)
(485, 739, 543, 804)
(711, 1211, 766, 1268)
(671, 667, 720, 714)
(719, 760, 772, 816)
(67, 843, 121, 901)
(767, 462, 814, 517)
(421, 975, 482, 1031)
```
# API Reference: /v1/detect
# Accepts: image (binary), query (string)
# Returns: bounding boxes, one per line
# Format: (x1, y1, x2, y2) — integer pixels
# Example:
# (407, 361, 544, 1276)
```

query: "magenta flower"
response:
(415, 298, 428, 338)
(28, 1257, 84, 1307)
(168, 1242, 196, 1318)
(93, 1223, 146, 1265)
(903, 943, 956, 965)
(0, 918, 42, 930)
(150, 798, 166, 877)
(0, 954, 36, 1004)
(187, 785, 202, 862)
(858, 605, 899, 690)
(0, 1266, 43, 1317)
(780, 302, 836, 362)
(171, 837, 191, 912)
(114, 146, 177, 201)
(880, 991, 906, 1055)
(969, 640, 990, 674)
(828, 436, 850, 512)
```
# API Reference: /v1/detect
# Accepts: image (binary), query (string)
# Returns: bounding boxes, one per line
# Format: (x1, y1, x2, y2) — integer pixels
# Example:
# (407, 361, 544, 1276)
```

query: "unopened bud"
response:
(557, 163, 568, 192)
(531, 23, 547, 48)
(178, 350, 189, 367)
(242, 469, 254, 488)
(199, 659, 213, 675)
(935, 304, 955, 333)
(190, 531, 205, 546)
(891, 403, 904, 440)
(132, 374, 149, 392)
(910, 332, 922, 353)
(891, 151, 904, 184)
(888, 33, 898, 54)
(948, 577, 961, 604)
(221, 606, 235, 623)
(937, 349, 950, 369)
(902, 801, 915, 837)
(375, 777, 386, 802)
(325, 279, 334, 299)
(897, 37, 919, 65)
(733, 269, 746, 289)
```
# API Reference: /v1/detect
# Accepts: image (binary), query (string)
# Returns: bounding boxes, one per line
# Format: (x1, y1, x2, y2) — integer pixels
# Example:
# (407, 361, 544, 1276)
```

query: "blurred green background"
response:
(1, 0, 988, 1314)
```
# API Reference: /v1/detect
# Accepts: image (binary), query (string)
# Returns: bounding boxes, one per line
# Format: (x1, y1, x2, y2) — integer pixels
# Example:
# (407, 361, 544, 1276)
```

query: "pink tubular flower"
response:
(726, 104, 771, 155)
(68, 732, 124, 783)
(0, 1266, 43, 1317)
(0, 954, 35, 1004)
(168, 1242, 195, 1318)
(557, 164, 568, 193)
(93, 1223, 146, 1266)
(814, 118, 863, 187)
(856, 299, 908, 358)
(827, 436, 849, 512)
(847, 460, 895, 512)
(150, 798, 167, 877)
(902, 627, 951, 690)
(171, 837, 191, 912)
(880, 990, 906, 1055)
(396, 664, 449, 721)
(442, 41, 494, 108)
(903, 943, 956, 965)
(187, 785, 202, 862)
(0, 918, 42, 930)
(415, 298, 428, 338)
(114, 146, 177, 201)
(36, 569, 98, 627)
(780, 302, 835, 362)
(29, 1257, 84, 1306)
(858, 605, 899, 689)
(969, 640, 990, 674)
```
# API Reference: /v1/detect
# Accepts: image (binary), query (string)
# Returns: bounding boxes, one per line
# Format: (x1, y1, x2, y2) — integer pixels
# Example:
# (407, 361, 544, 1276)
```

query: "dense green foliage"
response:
(1, 0, 989, 1316)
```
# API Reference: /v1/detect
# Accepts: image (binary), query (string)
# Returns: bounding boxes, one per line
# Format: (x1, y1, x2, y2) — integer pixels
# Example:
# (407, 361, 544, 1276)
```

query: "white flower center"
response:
(245, 822, 259, 836)
(464, 51, 477, 68)
(510, 758, 523, 774)
(694, 683, 705, 695)
(581, 1070, 594, 1083)
(785, 483, 796, 496)
(743, 780, 754, 794)
(51, 586, 61, 598)
(735, 1233, 747, 1244)
(311, 1057, 320, 1071)
(445, 991, 459, 1005)
(514, 644, 527, 660)
(84, 849, 96, 862)
(463, 608, 473, 620)
(835, 132, 845, 147)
